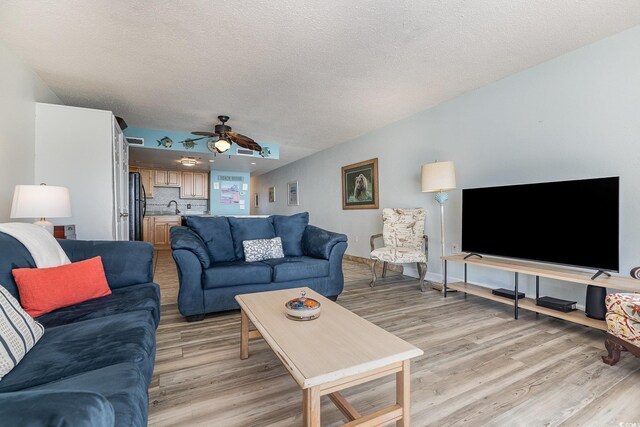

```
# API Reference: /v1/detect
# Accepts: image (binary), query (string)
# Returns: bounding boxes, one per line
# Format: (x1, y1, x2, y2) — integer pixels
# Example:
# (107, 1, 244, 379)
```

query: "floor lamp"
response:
(421, 161, 456, 285)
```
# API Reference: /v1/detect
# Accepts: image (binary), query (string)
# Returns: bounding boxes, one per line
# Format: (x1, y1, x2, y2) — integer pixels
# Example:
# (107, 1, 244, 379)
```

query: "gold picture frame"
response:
(341, 158, 379, 210)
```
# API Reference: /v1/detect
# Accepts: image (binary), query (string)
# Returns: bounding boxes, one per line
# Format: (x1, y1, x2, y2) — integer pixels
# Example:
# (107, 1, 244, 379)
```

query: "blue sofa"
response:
(171, 212, 348, 320)
(0, 232, 160, 427)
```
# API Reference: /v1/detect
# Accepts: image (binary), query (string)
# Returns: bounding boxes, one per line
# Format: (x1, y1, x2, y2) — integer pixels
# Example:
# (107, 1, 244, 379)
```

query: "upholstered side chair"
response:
(602, 292, 640, 365)
(370, 208, 428, 291)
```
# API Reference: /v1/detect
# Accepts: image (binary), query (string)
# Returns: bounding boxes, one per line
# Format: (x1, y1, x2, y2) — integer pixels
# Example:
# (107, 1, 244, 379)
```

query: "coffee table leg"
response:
(303, 386, 320, 427)
(396, 360, 410, 426)
(240, 309, 249, 360)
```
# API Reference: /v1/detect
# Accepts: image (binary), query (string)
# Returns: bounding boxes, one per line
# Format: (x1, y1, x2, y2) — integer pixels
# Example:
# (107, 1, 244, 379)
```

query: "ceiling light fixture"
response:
(251, 162, 256, 165)
(180, 158, 197, 166)
(214, 138, 231, 153)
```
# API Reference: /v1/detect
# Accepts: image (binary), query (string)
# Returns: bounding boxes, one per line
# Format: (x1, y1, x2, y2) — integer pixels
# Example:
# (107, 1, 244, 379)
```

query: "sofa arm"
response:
(302, 225, 348, 260)
(0, 390, 115, 427)
(170, 227, 210, 268)
(58, 240, 153, 289)
(172, 249, 205, 318)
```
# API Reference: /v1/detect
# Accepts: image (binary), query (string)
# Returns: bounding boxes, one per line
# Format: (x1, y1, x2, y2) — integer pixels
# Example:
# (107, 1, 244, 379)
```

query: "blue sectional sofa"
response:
(0, 233, 160, 427)
(171, 212, 348, 320)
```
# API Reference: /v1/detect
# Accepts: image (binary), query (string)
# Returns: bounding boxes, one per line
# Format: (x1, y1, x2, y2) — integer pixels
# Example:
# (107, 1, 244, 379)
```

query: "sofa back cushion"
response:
(272, 212, 309, 257)
(185, 216, 236, 262)
(0, 233, 37, 299)
(228, 217, 276, 260)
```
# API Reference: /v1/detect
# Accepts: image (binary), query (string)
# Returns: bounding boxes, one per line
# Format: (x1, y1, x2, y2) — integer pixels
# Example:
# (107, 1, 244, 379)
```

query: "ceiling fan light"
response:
(215, 138, 231, 152)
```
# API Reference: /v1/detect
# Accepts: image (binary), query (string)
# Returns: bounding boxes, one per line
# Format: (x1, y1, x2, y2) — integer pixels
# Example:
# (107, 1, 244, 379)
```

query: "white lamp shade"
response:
(10, 185, 72, 219)
(421, 161, 456, 192)
(215, 139, 231, 152)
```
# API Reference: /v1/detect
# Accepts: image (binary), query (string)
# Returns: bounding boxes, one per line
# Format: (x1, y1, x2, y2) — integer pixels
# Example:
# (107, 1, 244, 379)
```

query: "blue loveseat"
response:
(0, 232, 160, 427)
(171, 212, 348, 320)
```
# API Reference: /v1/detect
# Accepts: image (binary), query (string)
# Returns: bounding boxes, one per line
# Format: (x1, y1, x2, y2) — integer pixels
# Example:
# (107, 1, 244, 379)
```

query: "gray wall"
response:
(0, 42, 61, 221)
(253, 25, 640, 303)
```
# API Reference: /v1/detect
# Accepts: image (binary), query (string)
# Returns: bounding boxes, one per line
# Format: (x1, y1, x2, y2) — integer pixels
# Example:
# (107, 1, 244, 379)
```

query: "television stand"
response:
(591, 270, 611, 280)
(463, 253, 483, 260)
(441, 254, 640, 330)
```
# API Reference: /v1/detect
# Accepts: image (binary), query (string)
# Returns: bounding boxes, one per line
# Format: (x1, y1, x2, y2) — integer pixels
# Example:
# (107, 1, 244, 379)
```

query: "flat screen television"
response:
(461, 177, 619, 272)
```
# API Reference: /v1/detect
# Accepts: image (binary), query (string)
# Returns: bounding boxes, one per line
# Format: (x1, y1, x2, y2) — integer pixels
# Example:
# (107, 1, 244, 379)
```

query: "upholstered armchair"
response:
(370, 208, 428, 291)
(602, 293, 640, 365)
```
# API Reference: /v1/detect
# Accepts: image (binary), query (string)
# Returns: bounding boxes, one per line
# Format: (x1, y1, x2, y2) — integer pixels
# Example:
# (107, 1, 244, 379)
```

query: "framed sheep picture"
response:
(341, 158, 378, 210)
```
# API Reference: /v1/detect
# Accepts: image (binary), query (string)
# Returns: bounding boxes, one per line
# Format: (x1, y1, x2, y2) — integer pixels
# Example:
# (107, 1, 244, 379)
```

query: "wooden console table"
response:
(442, 254, 640, 331)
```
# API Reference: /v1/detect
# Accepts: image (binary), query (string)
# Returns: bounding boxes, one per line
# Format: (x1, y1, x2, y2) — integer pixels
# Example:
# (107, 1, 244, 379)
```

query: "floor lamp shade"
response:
(421, 161, 456, 192)
(10, 185, 72, 219)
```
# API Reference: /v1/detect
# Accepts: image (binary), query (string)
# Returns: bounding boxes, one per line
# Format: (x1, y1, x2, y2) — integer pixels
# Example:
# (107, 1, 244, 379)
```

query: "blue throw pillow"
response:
(185, 216, 236, 262)
(272, 212, 309, 257)
(228, 217, 276, 260)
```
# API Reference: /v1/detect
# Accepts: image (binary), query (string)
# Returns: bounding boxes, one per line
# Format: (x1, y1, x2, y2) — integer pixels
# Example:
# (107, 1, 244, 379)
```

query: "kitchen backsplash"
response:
(148, 187, 208, 214)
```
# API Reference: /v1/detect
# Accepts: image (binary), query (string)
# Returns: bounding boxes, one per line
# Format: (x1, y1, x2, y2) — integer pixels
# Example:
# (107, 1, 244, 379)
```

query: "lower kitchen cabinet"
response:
(143, 216, 181, 249)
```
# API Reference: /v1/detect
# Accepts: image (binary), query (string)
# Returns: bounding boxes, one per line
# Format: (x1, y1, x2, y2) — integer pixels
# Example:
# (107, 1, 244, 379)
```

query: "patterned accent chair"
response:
(602, 293, 640, 365)
(369, 208, 428, 290)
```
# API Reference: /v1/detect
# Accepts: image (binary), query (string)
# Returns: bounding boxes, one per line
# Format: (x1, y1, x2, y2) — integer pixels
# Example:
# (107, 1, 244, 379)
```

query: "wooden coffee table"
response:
(235, 287, 423, 426)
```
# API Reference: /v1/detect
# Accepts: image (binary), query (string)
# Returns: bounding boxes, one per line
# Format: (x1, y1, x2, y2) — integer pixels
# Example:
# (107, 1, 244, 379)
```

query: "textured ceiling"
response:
(1, 1, 640, 174)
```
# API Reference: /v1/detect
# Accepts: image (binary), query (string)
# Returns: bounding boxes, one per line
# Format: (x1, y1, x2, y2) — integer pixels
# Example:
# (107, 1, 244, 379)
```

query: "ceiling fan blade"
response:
(184, 136, 208, 142)
(227, 131, 254, 143)
(227, 131, 262, 151)
(192, 131, 217, 137)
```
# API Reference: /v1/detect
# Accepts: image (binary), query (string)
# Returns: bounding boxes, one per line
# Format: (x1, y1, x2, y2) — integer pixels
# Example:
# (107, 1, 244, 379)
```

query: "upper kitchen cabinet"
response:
(129, 167, 154, 198)
(35, 103, 129, 240)
(154, 170, 181, 187)
(181, 171, 209, 199)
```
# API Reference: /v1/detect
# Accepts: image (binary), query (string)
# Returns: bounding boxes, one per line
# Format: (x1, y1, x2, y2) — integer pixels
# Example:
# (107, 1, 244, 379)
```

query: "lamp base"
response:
(33, 219, 54, 235)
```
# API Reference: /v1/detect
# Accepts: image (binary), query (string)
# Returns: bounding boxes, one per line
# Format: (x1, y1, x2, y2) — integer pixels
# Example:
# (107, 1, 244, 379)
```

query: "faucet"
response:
(167, 200, 180, 215)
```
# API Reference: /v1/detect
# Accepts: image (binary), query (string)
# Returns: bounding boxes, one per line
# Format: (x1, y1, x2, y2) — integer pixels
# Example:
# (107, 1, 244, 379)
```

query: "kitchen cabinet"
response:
(154, 170, 181, 187)
(181, 171, 209, 199)
(146, 215, 181, 249)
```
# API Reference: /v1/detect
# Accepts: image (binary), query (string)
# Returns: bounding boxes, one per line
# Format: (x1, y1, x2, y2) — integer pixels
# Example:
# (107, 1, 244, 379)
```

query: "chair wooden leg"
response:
(382, 261, 388, 278)
(603, 335, 624, 366)
(417, 262, 427, 292)
(370, 259, 378, 287)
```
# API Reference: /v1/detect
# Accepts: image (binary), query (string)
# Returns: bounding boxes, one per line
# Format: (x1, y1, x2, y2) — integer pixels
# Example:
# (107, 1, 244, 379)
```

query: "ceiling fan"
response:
(179, 115, 262, 155)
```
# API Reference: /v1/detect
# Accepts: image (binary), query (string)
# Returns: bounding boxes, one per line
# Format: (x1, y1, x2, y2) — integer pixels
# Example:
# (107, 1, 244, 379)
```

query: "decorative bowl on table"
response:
(285, 290, 321, 321)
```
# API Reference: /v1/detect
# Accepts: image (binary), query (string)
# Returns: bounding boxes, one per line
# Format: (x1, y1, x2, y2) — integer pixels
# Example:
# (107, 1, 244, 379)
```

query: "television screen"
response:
(461, 177, 619, 272)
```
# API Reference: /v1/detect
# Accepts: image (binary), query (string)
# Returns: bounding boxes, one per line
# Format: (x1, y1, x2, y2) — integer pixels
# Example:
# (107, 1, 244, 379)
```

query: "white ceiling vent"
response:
(126, 137, 144, 146)
(236, 147, 255, 156)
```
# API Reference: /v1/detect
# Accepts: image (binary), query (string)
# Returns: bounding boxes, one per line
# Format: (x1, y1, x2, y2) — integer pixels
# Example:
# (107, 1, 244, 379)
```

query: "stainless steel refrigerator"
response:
(128, 172, 147, 240)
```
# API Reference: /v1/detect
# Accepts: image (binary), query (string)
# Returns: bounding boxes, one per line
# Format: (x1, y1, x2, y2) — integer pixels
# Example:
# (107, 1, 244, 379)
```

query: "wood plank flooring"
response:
(150, 250, 640, 426)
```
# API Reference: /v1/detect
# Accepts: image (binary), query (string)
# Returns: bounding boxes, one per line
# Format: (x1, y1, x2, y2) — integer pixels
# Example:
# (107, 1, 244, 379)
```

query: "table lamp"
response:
(421, 161, 456, 284)
(10, 184, 72, 234)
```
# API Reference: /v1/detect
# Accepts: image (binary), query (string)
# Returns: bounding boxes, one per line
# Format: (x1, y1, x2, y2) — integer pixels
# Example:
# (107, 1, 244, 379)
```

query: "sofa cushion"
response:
(228, 217, 276, 260)
(185, 216, 236, 262)
(13, 256, 112, 317)
(203, 261, 273, 289)
(170, 226, 210, 268)
(0, 390, 115, 427)
(28, 363, 148, 427)
(0, 286, 45, 380)
(272, 212, 309, 257)
(261, 257, 330, 283)
(0, 310, 155, 393)
(36, 282, 160, 328)
(243, 237, 285, 262)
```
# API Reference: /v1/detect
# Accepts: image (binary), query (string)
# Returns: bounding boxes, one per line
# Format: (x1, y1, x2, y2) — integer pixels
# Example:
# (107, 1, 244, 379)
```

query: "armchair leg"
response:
(370, 259, 378, 287)
(382, 261, 388, 278)
(417, 262, 428, 292)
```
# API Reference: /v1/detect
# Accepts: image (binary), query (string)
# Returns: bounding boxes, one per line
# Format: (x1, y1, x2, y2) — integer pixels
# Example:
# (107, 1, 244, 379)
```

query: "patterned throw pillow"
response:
(243, 237, 285, 262)
(0, 286, 44, 380)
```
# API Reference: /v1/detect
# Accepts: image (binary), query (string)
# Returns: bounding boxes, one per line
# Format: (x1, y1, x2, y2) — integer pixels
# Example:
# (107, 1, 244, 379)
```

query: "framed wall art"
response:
(254, 193, 259, 208)
(268, 186, 276, 203)
(341, 158, 378, 210)
(287, 181, 299, 206)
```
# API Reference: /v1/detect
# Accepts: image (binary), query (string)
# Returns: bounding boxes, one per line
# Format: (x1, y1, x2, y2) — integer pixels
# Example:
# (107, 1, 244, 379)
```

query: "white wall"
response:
(0, 41, 61, 221)
(253, 25, 640, 303)
(35, 103, 116, 240)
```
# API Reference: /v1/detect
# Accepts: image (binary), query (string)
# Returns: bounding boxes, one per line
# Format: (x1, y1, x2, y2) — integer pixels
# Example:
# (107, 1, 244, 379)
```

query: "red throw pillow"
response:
(12, 256, 112, 317)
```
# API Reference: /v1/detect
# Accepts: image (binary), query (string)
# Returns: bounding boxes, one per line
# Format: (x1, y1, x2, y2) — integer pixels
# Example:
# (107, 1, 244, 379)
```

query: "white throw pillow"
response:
(0, 285, 44, 380)
(243, 237, 285, 262)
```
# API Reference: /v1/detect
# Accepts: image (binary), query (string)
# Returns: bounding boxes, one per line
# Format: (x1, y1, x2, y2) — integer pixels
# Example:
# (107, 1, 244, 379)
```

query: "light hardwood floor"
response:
(150, 250, 640, 426)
